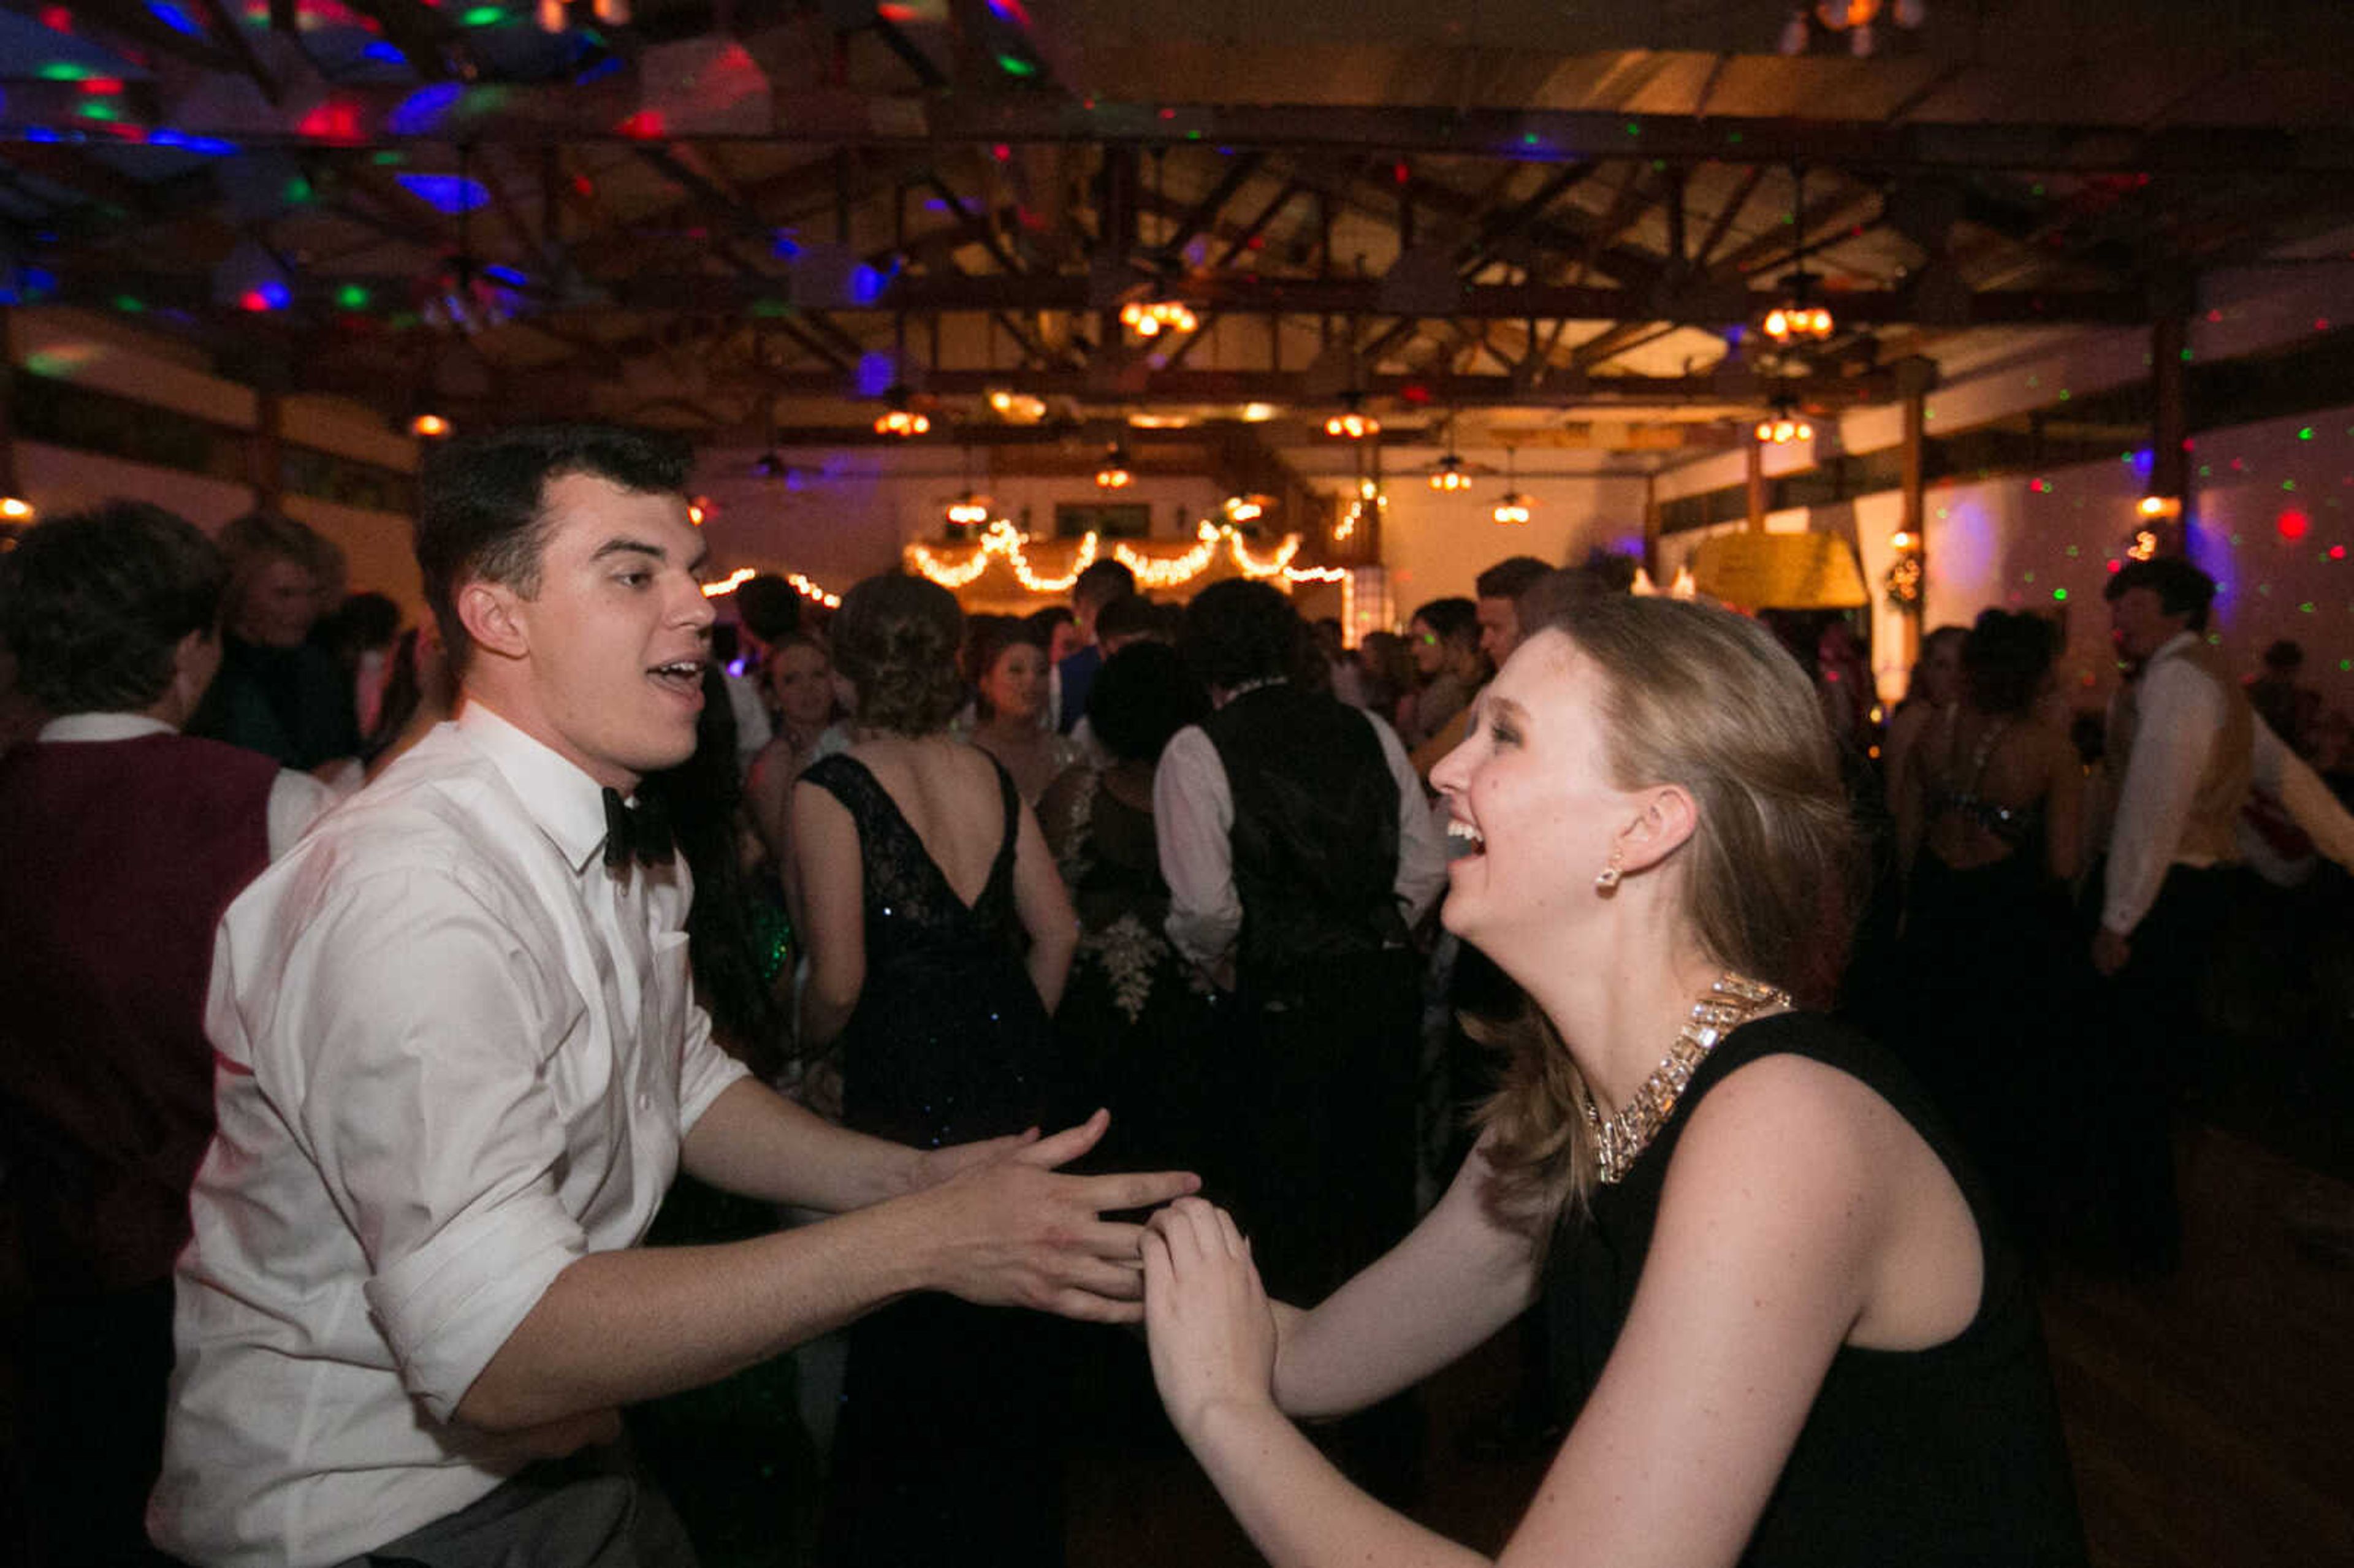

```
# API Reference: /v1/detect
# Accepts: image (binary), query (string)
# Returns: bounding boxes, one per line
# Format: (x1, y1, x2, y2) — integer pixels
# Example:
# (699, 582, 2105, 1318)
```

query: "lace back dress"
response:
(801, 751, 1072, 1567)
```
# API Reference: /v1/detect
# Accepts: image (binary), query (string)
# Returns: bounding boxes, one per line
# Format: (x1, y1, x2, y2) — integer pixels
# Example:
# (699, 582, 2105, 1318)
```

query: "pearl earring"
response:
(1594, 852, 1623, 892)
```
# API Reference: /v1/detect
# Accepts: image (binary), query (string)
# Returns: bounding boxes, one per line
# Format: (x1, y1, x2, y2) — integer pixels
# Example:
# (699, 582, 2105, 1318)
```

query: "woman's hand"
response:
(1143, 1197, 1279, 1442)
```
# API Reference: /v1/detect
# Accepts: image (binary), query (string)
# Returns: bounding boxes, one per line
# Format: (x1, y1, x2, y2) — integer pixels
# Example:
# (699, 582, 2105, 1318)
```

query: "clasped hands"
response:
(1141, 1196, 1281, 1442)
(907, 1108, 1203, 1324)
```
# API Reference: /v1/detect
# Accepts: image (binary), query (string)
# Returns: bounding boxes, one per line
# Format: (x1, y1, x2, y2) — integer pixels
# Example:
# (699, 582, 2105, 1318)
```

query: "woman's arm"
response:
(1270, 1135, 1538, 1418)
(791, 780, 866, 1049)
(1146, 1057, 1912, 1568)
(744, 738, 795, 869)
(1010, 796, 1079, 1012)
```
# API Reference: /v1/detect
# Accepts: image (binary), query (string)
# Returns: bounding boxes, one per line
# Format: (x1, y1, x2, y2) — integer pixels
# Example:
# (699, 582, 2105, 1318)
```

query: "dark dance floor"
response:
(642, 878, 2354, 1567)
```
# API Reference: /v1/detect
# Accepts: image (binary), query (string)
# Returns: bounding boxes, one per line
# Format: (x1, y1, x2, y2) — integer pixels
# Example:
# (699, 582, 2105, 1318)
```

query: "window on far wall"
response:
(1053, 501, 1151, 539)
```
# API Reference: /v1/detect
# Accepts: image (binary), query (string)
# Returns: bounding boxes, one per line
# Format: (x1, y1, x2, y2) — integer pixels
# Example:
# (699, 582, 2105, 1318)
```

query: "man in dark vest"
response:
(1155, 579, 1446, 1493)
(0, 501, 337, 1567)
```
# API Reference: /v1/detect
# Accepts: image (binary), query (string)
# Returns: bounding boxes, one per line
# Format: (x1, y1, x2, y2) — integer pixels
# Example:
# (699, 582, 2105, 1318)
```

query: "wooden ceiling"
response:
(2, 1, 2350, 465)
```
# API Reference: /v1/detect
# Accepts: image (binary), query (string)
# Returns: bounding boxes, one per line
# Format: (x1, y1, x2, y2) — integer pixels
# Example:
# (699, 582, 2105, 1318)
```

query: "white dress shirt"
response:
(2103, 631, 2354, 935)
(39, 712, 337, 859)
(152, 705, 748, 1568)
(1155, 701, 1447, 975)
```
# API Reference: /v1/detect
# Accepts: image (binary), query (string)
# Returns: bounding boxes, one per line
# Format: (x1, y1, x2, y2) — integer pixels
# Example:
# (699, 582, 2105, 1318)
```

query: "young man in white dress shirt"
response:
(151, 427, 1194, 1568)
(2094, 555, 2354, 1268)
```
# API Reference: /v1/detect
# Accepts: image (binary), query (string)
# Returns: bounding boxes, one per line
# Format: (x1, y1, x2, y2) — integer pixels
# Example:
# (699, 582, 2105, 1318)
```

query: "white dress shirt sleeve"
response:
(1155, 724, 1240, 974)
(2102, 655, 2225, 937)
(265, 768, 340, 859)
(1370, 712, 1447, 926)
(248, 866, 596, 1425)
(2251, 720, 2354, 870)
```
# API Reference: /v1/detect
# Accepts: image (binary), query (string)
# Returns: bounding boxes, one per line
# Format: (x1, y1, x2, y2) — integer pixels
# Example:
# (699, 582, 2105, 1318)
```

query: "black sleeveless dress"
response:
(1900, 721, 2085, 1227)
(804, 752, 1072, 1567)
(1548, 1012, 2087, 1567)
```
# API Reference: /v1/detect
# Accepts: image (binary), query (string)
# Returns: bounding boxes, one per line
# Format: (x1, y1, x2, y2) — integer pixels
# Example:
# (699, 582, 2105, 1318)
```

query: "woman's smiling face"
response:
(1430, 628, 1637, 954)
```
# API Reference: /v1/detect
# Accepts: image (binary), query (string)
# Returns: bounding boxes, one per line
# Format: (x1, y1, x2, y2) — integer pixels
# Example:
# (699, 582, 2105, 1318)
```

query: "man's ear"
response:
(1614, 784, 1699, 876)
(457, 580, 528, 663)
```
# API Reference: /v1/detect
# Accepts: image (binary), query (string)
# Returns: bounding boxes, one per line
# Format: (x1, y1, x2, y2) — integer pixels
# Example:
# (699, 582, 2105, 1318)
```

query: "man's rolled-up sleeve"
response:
(272, 870, 592, 1425)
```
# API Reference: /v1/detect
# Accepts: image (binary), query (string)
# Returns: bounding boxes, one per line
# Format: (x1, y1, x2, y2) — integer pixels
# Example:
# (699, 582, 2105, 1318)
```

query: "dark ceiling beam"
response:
(191, 0, 282, 105)
(26, 270, 2147, 327)
(38, 0, 241, 72)
(1155, 151, 1267, 265)
(21, 84, 2350, 172)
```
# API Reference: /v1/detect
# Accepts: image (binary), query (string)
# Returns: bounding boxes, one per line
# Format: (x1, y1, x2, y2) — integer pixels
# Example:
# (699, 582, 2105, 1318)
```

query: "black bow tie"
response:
(601, 788, 676, 871)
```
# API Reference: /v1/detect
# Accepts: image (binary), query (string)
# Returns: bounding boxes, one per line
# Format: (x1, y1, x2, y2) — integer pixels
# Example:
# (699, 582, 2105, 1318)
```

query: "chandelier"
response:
(874, 385, 929, 438)
(1094, 446, 1134, 489)
(1119, 294, 1197, 338)
(1761, 164, 1835, 345)
(1324, 392, 1381, 440)
(1430, 454, 1472, 492)
(1491, 447, 1530, 523)
(1753, 402, 1815, 445)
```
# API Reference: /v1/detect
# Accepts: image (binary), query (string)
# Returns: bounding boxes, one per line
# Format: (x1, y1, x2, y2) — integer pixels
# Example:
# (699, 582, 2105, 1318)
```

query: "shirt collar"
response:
(456, 703, 615, 875)
(38, 712, 176, 743)
(2149, 629, 2201, 665)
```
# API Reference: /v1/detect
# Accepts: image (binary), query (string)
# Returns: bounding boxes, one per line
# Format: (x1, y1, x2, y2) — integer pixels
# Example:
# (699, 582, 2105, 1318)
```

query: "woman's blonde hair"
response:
(1474, 595, 1862, 1235)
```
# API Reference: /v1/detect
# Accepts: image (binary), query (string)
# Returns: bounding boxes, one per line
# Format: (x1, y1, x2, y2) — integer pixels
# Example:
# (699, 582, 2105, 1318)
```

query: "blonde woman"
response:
(1143, 595, 2085, 1568)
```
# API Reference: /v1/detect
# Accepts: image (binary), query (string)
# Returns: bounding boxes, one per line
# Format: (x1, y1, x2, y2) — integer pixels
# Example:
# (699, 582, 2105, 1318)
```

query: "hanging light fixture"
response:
(1323, 391, 1382, 441)
(1094, 445, 1134, 489)
(1222, 494, 1268, 525)
(944, 445, 991, 527)
(1430, 416, 1473, 492)
(874, 384, 929, 438)
(1761, 163, 1835, 346)
(410, 413, 452, 440)
(1120, 294, 1198, 338)
(1753, 399, 1816, 446)
(1491, 447, 1531, 524)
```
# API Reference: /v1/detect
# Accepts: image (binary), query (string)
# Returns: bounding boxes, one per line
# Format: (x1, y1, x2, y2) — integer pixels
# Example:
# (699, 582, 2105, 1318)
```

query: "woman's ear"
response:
(457, 580, 527, 663)
(1614, 784, 1699, 875)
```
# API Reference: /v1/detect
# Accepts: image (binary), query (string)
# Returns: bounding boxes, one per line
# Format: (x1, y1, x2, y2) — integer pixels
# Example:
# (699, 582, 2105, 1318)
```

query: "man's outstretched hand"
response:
(906, 1109, 1198, 1324)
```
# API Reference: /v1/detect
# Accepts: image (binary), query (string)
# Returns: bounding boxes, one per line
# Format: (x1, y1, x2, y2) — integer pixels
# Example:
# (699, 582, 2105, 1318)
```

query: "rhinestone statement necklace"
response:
(1586, 972, 1793, 1184)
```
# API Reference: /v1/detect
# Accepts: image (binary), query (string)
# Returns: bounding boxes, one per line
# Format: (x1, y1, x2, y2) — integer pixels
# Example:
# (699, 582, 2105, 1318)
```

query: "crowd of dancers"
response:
(4, 421, 2351, 1568)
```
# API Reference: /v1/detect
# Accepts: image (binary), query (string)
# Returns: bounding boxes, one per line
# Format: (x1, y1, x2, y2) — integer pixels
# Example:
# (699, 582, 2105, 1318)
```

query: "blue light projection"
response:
(387, 83, 465, 137)
(849, 264, 886, 305)
(150, 128, 238, 156)
(855, 351, 896, 398)
(395, 172, 490, 213)
(361, 41, 406, 65)
(147, 2, 204, 36)
(481, 263, 529, 286)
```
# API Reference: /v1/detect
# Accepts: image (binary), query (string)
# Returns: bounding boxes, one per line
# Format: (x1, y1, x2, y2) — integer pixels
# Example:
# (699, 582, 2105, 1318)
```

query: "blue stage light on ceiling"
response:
(387, 83, 465, 137)
(148, 1, 205, 36)
(395, 172, 490, 213)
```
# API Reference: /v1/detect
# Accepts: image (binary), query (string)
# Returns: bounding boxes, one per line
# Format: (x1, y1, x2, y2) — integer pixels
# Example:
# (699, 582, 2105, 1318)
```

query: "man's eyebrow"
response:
(590, 537, 667, 563)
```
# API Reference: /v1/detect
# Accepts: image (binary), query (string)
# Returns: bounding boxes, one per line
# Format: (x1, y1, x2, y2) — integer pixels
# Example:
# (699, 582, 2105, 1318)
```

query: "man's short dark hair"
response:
(0, 501, 226, 713)
(1179, 579, 1301, 691)
(417, 424, 693, 672)
(2104, 555, 2215, 632)
(1094, 592, 1162, 645)
(1073, 558, 1137, 617)
(1474, 555, 1552, 603)
(1088, 641, 1209, 764)
(733, 574, 802, 645)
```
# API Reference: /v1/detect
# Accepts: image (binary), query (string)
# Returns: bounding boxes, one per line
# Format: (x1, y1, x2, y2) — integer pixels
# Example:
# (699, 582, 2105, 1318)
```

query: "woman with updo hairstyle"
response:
(1140, 594, 2085, 1568)
(964, 613, 1086, 805)
(1894, 607, 2083, 1225)
(791, 572, 1083, 1568)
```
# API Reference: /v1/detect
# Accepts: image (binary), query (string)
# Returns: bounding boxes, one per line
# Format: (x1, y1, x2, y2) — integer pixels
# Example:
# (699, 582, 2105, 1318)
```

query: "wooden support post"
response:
(1899, 370, 1928, 671)
(1642, 469, 1662, 582)
(1746, 436, 1766, 531)
(0, 307, 18, 504)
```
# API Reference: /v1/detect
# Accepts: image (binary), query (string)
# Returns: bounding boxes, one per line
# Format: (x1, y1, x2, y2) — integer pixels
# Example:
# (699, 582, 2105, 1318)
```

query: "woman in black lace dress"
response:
(791, 574, 1081, 1567)
(1895, 609, 2084, 1227)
